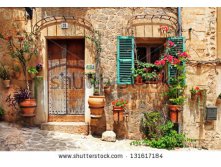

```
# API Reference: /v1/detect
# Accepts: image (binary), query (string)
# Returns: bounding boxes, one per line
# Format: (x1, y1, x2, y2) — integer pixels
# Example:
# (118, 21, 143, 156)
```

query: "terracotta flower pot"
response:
(168, 105, 181, 112)
(19, 99, 37, 116)
(216, 98, 221, 106)
(3, 80, 10, 88)
(170, 110, 178, 123)
(88, 96, 105, 118)
(191, 93, 198, 101)
(135, 75, 143, 85)
(113, 106, 124, 122)
(88, 96, 105, 108)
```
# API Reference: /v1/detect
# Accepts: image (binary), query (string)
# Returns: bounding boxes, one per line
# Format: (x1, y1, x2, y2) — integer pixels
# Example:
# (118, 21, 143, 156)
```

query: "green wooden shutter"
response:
(167, 36, 186, 84)
(117, 36, 134, 84)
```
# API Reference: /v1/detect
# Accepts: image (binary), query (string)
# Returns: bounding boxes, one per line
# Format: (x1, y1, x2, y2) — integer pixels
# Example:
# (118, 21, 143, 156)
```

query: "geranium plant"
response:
(112, 99, 128, 108)
(190, 87, 201, 95)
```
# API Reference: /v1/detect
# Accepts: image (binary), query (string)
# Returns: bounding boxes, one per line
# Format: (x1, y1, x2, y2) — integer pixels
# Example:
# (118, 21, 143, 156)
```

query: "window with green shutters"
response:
(167, 36, 186, 85)
(117, 36, 134, 84)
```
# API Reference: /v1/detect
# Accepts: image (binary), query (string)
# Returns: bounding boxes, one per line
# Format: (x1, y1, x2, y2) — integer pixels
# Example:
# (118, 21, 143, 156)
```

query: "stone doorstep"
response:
(41, 122, 89, 135)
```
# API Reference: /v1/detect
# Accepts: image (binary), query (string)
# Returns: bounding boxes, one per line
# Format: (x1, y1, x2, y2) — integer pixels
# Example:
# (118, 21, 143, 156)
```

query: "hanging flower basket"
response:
(113, 106, 124, 122)
(112, 99, 127, 122)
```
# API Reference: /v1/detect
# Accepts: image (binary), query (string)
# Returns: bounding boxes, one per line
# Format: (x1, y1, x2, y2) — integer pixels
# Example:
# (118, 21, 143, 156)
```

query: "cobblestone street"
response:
(0, 122, 201, 151)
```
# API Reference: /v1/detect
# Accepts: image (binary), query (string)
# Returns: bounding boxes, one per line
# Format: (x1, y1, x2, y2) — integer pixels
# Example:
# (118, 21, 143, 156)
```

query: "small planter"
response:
(113, 106, 124, 122)
(135, 75, 143, 85)
(104, 86, 111, 94)
(191, 93, 198, 101)
(216, 98, 221, 106)
(169, 110, 178, 123)
(29, 73, 36, 79)
(3, 80, 10, 88)
(168, 105, 182, 112)
(145, 80, 158, 84)
(19, 99, 37, 116)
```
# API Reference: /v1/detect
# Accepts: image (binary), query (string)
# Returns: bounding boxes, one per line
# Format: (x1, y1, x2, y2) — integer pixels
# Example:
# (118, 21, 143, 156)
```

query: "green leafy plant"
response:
(131, 111, 190, 149)
(169, 96, 185, 105)
(112, 99, 128, 107)
(142, 71, 158, 81)
(104, 79, 111, 87)
(28, 66, 39, 74)
(0, 27, 39, 92)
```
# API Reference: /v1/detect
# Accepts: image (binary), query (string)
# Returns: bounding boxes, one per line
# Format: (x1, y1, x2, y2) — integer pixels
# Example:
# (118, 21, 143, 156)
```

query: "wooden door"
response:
(47, 39, 85, 122)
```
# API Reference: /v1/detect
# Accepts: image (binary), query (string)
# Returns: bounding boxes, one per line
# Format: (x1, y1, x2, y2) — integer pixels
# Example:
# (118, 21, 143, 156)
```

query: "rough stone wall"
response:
(182, 7, 221, 149)
(0, 8, 30, 122)
(1, 7, 221, 148)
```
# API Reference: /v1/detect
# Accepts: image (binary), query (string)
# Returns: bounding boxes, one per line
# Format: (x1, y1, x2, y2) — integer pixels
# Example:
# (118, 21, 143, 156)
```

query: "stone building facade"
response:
(0, 7, 221, 149)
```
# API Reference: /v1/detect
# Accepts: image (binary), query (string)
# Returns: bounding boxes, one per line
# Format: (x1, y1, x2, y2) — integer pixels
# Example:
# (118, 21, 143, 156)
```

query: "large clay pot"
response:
(88, 96, 105, 108)
(88, 96, 105, 118)
(19, 99, 37, 116)
(3, 80, 10, 88)
(168, 105, 181, 112)
(170, 110, 178, 123)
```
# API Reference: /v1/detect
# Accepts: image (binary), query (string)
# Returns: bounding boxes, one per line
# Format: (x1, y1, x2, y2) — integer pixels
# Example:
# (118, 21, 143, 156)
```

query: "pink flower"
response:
(172, 58, 180, 65)
(160, 25, 169, 32)
(179, 52, 190, 58)
(168, 40, 175, 47)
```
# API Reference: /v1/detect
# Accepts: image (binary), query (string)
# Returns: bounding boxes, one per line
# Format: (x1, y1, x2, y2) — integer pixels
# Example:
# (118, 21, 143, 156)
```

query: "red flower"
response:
(195, 87, 199, 90)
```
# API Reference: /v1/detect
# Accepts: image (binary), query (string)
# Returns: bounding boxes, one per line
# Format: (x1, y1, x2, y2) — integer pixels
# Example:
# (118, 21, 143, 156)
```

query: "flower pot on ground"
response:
(88, 95, 105, 118)
(6, 88, 37, 116)
(19, 99, 37, 115)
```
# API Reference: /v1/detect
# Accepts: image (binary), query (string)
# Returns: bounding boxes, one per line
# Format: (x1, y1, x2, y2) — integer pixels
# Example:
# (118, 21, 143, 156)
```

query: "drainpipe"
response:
(177, 7, 182, 36)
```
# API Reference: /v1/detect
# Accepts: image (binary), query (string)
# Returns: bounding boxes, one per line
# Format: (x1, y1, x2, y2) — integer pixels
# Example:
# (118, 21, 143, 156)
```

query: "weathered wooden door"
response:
(47, 39, 85, 122)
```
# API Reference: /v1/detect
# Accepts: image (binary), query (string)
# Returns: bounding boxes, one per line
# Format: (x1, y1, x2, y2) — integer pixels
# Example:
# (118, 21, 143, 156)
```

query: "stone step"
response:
(41, 122, 89, 135)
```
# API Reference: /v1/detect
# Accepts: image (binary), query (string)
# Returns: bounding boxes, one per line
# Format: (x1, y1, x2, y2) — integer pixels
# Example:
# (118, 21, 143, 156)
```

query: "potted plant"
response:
(0, 28, 39, 116)
(0, 107, 4, 121)
(132, 68, 144, 85)
(112, 99, 128, 122)
(88, 76, 105, 118)
(28, 66, 39, 79)
(0, 64, 11, 88)
(190, 86, 201, 101)
(143, 71, 158, 84)
(6, 88, 37, 116)
(103, 79, 111, 94)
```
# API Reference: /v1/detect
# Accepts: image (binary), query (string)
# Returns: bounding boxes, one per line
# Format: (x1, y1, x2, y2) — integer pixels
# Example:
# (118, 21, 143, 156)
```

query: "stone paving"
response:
(0, 122, 199, 151)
